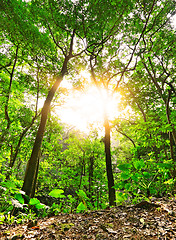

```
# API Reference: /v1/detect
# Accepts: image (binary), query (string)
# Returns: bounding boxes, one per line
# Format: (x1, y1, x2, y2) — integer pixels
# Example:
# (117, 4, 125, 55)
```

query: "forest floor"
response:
(1, 197, 176, 240)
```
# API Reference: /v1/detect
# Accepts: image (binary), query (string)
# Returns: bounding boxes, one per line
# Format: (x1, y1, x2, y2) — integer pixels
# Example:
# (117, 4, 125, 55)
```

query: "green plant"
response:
(48, 189, 66, 214)
(76, 190, 89, 213)
(0, 179, 24, 214)
(29, 198, 46, 210)
(115, 155, 175, 203)
(64, 194, 77, 213)
(76, 202, 87, 213)
(0, 213, 5, 224)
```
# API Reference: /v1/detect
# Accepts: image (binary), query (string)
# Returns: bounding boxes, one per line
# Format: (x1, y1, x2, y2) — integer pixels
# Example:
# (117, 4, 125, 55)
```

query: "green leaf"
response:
(29, 198, 40, 205)
(131, 173, 140, 182)
(111, 1, 116, 6)
(49, 189, 65, 198)
(124, 183, 131, 190)
(158, 163, 173, 169)
(76, 202, 87, 212)
(116, 192, 128, 203)
(67, 195, 75, 203)
(121, 172, 130, 180)
(143, 172, 151, 179)
(117, 163, 132, 171)
(14, 193, 24, 204)
(35, 203, 45, 209)
(2, 181, 16, 189)
(133, 160, 145, 170)
(76, 190, 88, 200)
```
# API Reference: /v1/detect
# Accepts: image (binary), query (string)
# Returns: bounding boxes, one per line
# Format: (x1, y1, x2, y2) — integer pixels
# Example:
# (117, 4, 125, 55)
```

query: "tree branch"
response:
(0, 61, 11, 74)
(112, 0, 156, 93)
(47, 22, 66, 56)
(115, 126, 136, 148)
(68, 29, 76, 57)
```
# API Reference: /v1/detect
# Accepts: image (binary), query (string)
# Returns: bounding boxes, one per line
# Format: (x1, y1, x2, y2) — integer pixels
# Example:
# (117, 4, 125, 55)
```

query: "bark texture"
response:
(104, 114, 116, 206)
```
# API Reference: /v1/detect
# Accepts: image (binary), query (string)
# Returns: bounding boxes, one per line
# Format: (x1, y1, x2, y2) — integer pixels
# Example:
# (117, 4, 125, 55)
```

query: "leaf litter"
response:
(0, 197, 176, 239)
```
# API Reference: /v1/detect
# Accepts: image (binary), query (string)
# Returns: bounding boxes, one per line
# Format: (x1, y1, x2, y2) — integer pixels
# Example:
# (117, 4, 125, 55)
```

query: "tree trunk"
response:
(88, 155, 94, 202)
(166, 90, 176, 146)
(22, 56, 69, 198)
(0, 45, 19, 148)
(30, 154, 40, 198)
(169, 132, 176, 178)
(6, 115, 39, 180)
(78, 151, 85, 190)
(104, 114, 116, 206)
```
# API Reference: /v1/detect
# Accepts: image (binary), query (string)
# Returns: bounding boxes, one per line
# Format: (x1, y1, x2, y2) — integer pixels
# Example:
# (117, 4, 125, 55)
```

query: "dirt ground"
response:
(1, 197, 176, 239)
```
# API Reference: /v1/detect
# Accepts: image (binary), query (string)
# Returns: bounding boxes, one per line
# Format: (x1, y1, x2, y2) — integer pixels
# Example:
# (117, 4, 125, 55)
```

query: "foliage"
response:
(0, 0, 176, 223)
(115, 155, 175, 204)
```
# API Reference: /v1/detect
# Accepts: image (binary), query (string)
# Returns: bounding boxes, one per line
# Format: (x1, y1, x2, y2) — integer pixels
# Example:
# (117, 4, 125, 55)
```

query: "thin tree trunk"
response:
(88, 155, 94, 202)
(166, 89, 176, 145)
(169, 132, 176, 178)
(78, 151, 85, 190)
(6, 114, 40, 181)
(0, 45, 19, 147)
(104, 113, 116, 206)
(5, 45, 19, 130)
(15, 160, 22, 178)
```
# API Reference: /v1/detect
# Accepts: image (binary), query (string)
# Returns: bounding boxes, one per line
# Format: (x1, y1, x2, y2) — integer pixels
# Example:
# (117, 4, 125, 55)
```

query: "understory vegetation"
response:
(0, 117, 175, 224)
(0, 0, 176, 225)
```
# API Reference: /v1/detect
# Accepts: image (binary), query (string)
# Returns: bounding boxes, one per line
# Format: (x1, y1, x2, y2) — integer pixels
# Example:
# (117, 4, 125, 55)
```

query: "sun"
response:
(54, 72, 122, 133)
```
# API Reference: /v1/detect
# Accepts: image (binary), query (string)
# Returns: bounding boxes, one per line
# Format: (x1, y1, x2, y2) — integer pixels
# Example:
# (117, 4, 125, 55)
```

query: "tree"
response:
(1, 0, 176, 206)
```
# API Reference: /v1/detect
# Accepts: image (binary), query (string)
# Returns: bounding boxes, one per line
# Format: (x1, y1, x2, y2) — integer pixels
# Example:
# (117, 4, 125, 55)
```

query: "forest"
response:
(0, 0, 176, 239)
